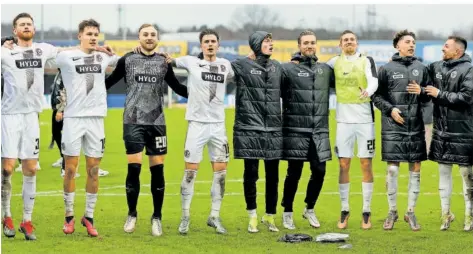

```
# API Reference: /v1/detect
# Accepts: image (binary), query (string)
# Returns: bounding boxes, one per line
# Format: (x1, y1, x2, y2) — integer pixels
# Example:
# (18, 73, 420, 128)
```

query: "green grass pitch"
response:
(2, 108, 472, 253)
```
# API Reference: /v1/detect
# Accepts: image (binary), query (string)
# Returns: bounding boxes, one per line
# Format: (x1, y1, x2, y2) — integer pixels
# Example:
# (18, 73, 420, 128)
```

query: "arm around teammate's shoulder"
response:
(164, 63, 188, 98)
(104, 53, 128, 90)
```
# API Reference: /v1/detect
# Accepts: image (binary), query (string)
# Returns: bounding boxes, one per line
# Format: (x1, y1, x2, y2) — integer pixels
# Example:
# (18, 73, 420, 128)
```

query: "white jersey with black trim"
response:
(175, 56, 234, 123)
(56, 49, 119, 118)
(1, 43, 58, 114)
(326, 52, 378, 124)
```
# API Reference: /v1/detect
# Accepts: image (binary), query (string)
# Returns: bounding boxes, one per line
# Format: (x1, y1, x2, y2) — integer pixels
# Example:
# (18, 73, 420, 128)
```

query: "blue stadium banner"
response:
(358, 40, 396, 66)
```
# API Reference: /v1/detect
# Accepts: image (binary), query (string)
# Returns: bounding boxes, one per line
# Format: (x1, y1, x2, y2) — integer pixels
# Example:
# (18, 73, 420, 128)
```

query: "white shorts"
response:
(184, 121, 229, 163)
(335, 122, 375, 158)
(1, 113, 40, 159)
(62, 117, 105, 158)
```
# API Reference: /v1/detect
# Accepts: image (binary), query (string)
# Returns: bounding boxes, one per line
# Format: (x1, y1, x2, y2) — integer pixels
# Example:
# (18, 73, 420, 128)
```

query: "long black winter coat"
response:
(281, 53, 333, 162)
(231, 31, 283, 160)
(428, 54, 473, 165)
(372, 53, 431, 162)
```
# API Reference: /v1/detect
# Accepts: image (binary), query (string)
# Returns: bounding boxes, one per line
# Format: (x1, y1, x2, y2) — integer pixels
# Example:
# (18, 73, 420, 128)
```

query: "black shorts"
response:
(123, 124, 167, 156)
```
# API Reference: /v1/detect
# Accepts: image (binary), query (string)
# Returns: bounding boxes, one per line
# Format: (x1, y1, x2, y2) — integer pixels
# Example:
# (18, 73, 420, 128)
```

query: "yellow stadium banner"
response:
(316, 40, 341, 62)
(105, 40, 187, 57)
(238, 40, 300, 63)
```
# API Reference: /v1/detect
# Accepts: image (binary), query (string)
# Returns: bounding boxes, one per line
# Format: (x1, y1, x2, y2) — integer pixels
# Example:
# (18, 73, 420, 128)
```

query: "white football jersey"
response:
(1, 43, 58, 114)
(56, 49, 119, 118)
(176, 56, 234, 123)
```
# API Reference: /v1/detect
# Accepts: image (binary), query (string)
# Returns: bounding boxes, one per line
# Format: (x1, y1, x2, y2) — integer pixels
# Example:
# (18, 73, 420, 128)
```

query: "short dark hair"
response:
(138, 23, 158, 34)
(78, 19, 100, 33)
(297, 30, 316, 45)
(13, 13, 33, 28)
(448, 35, 467, 51)
(339, 30, 357, 41)
(393, 29, 416, 48)
(199, 29, 219, 43)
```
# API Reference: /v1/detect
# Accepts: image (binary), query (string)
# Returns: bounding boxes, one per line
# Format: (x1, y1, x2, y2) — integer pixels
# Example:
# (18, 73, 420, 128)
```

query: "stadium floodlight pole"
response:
(68, 5, 73, 41)
(40, 4, 44, 41)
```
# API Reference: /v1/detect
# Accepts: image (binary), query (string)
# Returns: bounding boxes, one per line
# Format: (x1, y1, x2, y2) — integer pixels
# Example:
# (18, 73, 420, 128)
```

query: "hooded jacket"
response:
(428, 54, 473, 165)
(280, 52, 333, 161)
(231, 31, 283, 160)
(372, 53, 431, 162)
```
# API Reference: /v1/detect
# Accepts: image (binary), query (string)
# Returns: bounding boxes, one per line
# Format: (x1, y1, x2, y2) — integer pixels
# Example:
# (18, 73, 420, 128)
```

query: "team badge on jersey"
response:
(35, 48, 42, 57)
(220, 64, 226, 72)
(250, 68, 262, 75)
(317, 68, 324, 74)
(96, 54, 103, 63)
(412, 69, 419, 76)
(451, 71, 457, 79)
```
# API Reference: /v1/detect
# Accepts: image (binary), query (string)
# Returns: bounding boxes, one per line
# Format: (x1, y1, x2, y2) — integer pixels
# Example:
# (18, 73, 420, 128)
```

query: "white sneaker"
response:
(151, 217, 162, 236)
(98, 169, 109, 177)
(282, 212, 296, 230)
(61, 168, 80, 178)
(303, 208, 321, 228)
(207, 216, 227, 234)
(124, 215, 137, 233)
(178, 216, 190, 235)
(440, 212, 455, 231)
(52, 158, 63, 168)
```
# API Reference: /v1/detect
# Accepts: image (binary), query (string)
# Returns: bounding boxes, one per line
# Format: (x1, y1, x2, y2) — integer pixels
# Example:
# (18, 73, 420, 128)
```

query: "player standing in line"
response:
(372, 30, 431, 231)
(425, 36, 473, 231)
(232, 31, 284, 233)
(156, 29, 233, 234)
(325, 30, 378, 229)
(105, 24, 188, 236)
(56, 19, 119, 237)
(50, 71, 109, 178)
(279, 31, 334, 230)
(1, 13, 110, 240)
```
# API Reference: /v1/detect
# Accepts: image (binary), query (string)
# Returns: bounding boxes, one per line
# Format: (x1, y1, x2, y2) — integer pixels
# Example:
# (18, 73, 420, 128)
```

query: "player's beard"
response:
(140, 41, 157, 53)
(17, 31, 34, 41)
(302, 49, 315, 58)
(343, 45, 356, 55)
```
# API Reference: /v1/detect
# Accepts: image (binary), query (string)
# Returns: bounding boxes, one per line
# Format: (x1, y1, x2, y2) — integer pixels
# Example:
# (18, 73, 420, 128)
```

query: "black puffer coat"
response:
(50, 70, 65, 111)
(372, 53, 431, 162)
(281, 52, 333, 161)
(231, 31, 283, 160)
(428, 54, 473, 165)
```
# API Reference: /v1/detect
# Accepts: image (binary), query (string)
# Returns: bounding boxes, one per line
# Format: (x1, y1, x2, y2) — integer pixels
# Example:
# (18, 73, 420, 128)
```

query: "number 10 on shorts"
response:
(156, 136, 167, 149)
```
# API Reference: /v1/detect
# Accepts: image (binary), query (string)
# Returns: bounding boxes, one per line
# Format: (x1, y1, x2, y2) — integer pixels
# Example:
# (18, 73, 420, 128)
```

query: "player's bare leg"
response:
(360, 158, 373, 229)
(149, 155, 165, 236)
(179, 162, 199, 234)
(459, 166, 473, 231)
(338, 158, 351, 229)
(63, 156, 79, 234)
(80, 156, 101, 237)
(383, 162, 400, 230)
(1, 158, 16, 238)
(206, 162, 227, 234)
(124, 152, 142, 233)
(405, 162, 421, 231)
